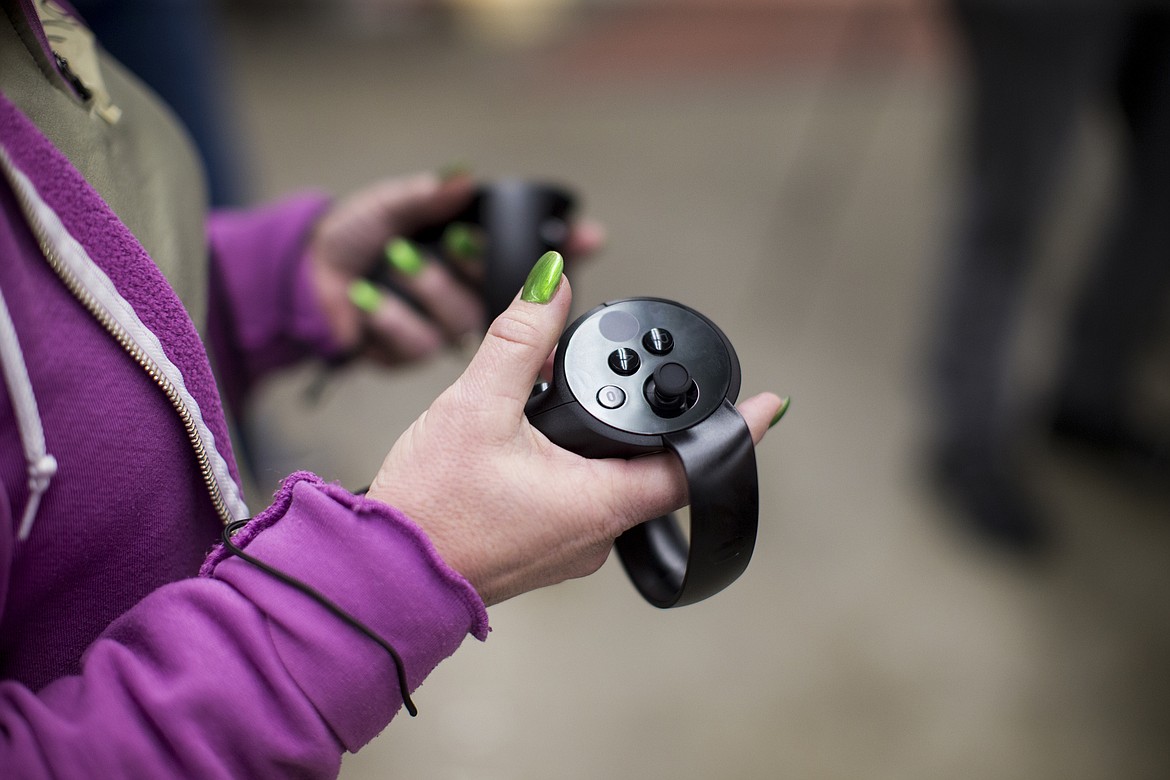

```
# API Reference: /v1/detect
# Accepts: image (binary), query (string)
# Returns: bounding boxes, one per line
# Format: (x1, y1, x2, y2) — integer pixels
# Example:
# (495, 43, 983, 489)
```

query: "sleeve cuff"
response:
(206, 193, 337, 403)
(202, 472, 489, 750)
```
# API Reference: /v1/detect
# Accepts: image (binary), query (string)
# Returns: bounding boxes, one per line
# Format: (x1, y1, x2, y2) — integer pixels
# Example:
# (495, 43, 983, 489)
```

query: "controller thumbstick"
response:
(648, 362, 693, 418)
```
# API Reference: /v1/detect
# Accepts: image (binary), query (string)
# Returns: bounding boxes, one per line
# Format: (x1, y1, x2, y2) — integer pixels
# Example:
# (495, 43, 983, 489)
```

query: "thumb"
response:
(456, 251, 571, 416)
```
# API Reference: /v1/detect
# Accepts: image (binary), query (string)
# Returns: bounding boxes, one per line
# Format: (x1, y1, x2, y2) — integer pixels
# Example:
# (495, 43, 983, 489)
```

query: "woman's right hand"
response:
(365, 253, 784, 606)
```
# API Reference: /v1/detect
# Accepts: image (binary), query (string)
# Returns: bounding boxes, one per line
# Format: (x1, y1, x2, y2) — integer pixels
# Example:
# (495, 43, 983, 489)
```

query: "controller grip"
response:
(526, 387, 659, 458)
(478, 180, 575, 320)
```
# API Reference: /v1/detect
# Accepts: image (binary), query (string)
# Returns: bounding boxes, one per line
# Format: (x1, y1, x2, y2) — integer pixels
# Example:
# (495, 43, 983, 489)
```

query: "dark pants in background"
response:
(930, 1, 1170, 549)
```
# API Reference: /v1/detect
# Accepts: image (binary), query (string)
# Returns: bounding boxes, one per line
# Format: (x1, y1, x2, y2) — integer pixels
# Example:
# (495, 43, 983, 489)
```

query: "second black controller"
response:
(369, 179, 576, 322)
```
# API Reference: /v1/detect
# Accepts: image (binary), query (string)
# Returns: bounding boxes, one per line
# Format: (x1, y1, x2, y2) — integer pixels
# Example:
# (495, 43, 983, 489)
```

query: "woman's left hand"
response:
(306, 171, 604, 367)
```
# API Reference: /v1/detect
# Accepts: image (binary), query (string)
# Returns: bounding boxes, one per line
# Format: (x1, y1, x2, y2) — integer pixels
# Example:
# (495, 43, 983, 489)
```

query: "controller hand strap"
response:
(615, 399, 758, 608)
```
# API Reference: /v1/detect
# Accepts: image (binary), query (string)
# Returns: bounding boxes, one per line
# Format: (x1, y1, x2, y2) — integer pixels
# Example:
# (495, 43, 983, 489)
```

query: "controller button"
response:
(608, 348, 641, 376)
(599, 310, 640, 342)
(646, 362, 696, 418)
(597, 385, 627, 409)
(642, 327, 674, 355)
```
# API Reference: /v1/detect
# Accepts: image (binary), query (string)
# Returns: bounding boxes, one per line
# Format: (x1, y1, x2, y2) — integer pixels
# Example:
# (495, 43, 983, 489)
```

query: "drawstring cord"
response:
(0, 282, 58, 541)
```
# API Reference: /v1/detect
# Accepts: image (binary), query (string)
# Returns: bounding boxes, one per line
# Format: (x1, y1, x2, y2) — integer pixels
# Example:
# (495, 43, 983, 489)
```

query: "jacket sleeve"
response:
(0, 473, 490, 779)
(205, 195, 340, 413)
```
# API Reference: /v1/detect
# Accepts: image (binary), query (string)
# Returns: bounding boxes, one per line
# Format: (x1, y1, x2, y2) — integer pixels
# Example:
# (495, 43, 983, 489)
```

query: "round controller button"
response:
(607, 348, 641, 376)
(597, 385, 627, 409)
(598, 310, 640, 342)
(643, 327, 674, 355)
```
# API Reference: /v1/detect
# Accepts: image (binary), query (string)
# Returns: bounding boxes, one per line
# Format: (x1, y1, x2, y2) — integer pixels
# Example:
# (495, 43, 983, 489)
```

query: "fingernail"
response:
(385, 238, 426, 276)
(521, 251, 564, 304)
(348, 279, 383, 313)
(442, 222, 484, 260)
(769, 396, 791, 429)
(439, 162, 472, 182)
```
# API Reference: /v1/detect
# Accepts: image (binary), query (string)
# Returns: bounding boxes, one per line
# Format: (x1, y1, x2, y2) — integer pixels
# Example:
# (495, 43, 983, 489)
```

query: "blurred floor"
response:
(219, 3, 1170, 778)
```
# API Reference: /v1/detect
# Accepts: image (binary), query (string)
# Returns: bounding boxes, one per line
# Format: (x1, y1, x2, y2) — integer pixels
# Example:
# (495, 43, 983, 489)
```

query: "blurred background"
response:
(95, 0, 1170, 777)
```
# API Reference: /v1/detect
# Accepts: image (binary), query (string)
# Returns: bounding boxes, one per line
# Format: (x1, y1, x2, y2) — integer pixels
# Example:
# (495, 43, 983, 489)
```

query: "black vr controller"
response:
(369, 179, 576, 321)
(525, 298, 759, 608)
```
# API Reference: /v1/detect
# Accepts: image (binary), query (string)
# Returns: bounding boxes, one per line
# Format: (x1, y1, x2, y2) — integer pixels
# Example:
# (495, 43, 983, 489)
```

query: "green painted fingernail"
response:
(521, 251, 564, 304)
(385, 238, 426, 276)
(442, 222, 483, 260)
(769, 397, 791, 428)
(348, 279, 383, 313)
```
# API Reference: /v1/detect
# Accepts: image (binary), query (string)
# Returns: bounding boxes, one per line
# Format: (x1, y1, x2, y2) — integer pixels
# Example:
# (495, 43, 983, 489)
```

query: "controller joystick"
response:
(646, 362, 694, 418)
(525, 298, 759, 608)
(368, 179, 576, 322)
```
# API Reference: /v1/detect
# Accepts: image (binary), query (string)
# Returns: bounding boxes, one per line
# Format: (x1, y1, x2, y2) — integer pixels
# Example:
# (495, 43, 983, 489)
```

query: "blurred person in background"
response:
(0, 1, 784, 775)
(928, 0, 1170, 553)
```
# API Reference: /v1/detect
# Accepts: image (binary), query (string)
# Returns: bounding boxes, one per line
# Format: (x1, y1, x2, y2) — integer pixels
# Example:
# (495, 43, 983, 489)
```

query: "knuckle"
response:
(575, 546, 612, 579)
(486, 310, 543, 352)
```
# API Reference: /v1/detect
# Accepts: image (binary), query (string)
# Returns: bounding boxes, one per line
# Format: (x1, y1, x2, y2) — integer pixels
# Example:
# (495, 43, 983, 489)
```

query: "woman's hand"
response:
(307, 172, 481, 364)
(366, 255, 784, 606)
(306, 172, 605, 367)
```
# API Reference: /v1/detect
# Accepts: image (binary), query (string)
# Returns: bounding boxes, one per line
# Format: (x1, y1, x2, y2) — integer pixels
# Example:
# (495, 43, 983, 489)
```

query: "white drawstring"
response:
(0, 282, 57, 541)
(21, 453, 59, 540)
(0, 145, 249, 525)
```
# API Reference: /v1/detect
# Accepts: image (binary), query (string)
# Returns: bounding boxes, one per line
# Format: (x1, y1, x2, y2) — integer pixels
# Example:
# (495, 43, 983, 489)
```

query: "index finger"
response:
(601, 392, 787, 535)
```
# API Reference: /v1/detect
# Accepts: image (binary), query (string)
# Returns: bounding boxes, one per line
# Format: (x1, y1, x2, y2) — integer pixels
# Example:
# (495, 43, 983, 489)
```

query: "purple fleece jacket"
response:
(0, 21, 488, 777)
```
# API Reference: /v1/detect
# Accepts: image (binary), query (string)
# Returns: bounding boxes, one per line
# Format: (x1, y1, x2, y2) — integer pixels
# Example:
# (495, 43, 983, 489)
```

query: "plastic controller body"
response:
(525, 298, 759, 608)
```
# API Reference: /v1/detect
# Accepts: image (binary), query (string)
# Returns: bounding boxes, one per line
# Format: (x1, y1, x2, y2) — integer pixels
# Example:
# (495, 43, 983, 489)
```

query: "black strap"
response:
(616, 400, 758, 608)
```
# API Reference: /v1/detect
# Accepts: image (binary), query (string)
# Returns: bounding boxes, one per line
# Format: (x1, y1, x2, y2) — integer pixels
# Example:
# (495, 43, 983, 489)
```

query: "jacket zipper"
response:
(4, 166, 234, 526)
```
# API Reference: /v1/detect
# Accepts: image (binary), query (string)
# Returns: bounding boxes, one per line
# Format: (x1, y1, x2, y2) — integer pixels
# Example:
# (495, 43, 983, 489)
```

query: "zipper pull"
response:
(53, 53, 93, 102)
(38, 0, 123, 124)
